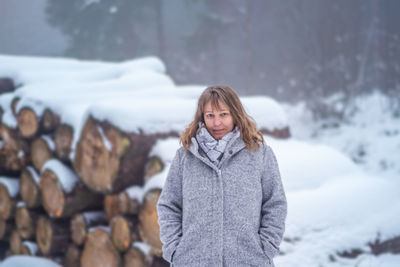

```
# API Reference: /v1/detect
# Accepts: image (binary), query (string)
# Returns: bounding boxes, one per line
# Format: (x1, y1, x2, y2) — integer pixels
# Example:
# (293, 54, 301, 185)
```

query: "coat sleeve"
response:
(156, 149, 183, 263)
(259, 145, 287, 260)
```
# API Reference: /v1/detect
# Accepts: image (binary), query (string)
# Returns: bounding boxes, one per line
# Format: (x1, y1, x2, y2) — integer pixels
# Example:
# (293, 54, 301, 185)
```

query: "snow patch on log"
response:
(125, 186, 144, 204)
(0, 177, 19, 197)
(42, 135, 55, 151)
(41, 159, 79, 193)
(17, 201, 26, 208)
(18, 150, 24, 158)
(82, 211, 106, 224)
(89, 225, 110, 234)
(149, 137, 180, 164)
(0, 92, 17, 128)
(23, 241, 39, 255)
(132, 241, 151, 256)
(97, 125, 112, 152)
(15, 98, 46, 118)
(26, 166, 40, 185)
(143, 169, 168, 196)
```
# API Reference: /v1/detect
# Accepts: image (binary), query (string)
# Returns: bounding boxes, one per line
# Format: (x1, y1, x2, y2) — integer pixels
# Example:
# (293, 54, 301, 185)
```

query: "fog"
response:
(1, 0, 400, 116)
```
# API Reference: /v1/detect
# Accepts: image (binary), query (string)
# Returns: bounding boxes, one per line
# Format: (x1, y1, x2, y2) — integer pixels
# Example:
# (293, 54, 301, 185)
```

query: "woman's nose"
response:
(214, 117, 222, 126)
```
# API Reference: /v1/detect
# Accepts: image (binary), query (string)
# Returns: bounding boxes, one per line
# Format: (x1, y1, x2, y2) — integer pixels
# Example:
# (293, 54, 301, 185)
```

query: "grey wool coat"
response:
(157, 131, 287, 267)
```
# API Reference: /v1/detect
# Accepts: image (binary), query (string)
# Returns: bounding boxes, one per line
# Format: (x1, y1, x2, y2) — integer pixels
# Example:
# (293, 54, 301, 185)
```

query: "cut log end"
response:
(124, 246, 149, 267)
(70, 214, 87, 246)
(15, 206, 36, 239)
(0, 184, 15, 220)
(17, 107, 39, 139)
(81, 228, 121, 267)
(36, 216, 69, 255)
(65, 243, 81, 267)
(10, 230, 22, 255)
(31, 138, 52, 171)
(54, 124, 73, 161)
(39, 169, 65, 218)
(20, 168, 41, 208)
(36, 216, 52, 255)
(139, 189, 163, 253)
(110, 216, 131, 252)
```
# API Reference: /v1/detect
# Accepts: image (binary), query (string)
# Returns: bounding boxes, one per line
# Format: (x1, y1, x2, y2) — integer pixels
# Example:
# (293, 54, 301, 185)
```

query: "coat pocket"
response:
(172, 226, 202, 266)
(236, 223, 272, 267)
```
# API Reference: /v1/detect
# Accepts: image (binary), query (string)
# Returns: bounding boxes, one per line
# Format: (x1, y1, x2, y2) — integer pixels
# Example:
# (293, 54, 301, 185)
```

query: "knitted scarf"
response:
(196, 123, 239, 166)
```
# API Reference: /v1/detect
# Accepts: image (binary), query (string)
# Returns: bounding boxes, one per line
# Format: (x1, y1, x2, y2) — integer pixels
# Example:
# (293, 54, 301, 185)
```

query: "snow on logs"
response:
(73, 117, 175, 193)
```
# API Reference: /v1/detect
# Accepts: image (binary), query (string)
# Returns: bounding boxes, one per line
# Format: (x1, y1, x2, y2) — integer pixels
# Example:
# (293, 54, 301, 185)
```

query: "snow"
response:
(0, 54, 398, 266)
(88, 225, 110, 234)
(41, 135, 55, 151)
(22, 241, 39, 255)
(16, 201, 26, 208)
(0, 256, 61, 267)
(132, 241, 151, 256)
(41, 159, 79, 193)
(0, 54, 288, 160)
(0, 177, 19, 197)
(26, 166, 40, 185)
(82, 211, 106, 224)
(97, 125, 112, 152)
(125, 186, 144, 203)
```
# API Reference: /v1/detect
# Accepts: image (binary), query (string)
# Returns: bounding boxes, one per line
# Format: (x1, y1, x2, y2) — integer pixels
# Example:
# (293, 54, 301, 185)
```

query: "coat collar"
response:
(189, 129, 246, 170)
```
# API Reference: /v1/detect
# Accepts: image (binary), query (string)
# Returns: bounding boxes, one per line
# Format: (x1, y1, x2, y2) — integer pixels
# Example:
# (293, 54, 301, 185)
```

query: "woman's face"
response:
(203, 100, 234, 140)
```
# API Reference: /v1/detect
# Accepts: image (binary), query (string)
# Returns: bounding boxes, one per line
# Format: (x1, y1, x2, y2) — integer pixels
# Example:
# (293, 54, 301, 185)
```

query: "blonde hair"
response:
(180, 85, 264, 150)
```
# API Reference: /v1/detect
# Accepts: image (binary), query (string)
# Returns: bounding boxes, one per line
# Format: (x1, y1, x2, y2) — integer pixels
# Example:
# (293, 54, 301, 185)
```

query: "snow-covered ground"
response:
(1, 54, 399, 266)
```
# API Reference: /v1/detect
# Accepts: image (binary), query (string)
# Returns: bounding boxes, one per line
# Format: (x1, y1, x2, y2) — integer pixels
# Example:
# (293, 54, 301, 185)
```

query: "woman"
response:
(157, 85, 287, 267)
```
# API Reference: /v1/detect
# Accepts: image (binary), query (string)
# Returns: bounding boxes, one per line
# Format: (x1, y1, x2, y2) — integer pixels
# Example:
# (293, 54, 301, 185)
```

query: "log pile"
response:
(0, 90, 175, 266)
(0, 76, 291, 266)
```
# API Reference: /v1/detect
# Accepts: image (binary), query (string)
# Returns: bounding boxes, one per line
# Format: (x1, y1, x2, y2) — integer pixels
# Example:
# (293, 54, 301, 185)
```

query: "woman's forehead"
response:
(204, 99, 229, 112)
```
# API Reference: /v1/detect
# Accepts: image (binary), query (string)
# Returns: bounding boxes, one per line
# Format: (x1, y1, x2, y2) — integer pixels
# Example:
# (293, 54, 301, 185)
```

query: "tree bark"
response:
(138, 189, 163, 256)
(39, 167, 103, 218)
(81, 228, 121, 267)
(260, 126, 291, 139)
(36, 215, 70, 255)
(64, 243, 81, 267)
(0, 124, 30, 173)
(0, 179, 19, 220)
(70, 211, 107, 246)
(54, 124, 73, 162)
(31, 137, 54, 171)
(0, 220, 13, 241)
(110, 215, 139, 252)
(11, 97, 20, 117)
(74, 117, 176, 193)
(42, 108, 60, 133)
(124, 246, 149, 267)
(19, 167, 41, 208)
(15, 205, 41, 239)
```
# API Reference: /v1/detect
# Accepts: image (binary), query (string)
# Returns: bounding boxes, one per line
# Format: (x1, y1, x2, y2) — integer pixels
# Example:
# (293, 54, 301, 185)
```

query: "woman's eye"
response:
(221, 113, 229, 117)
(206, 114, 214, 118)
